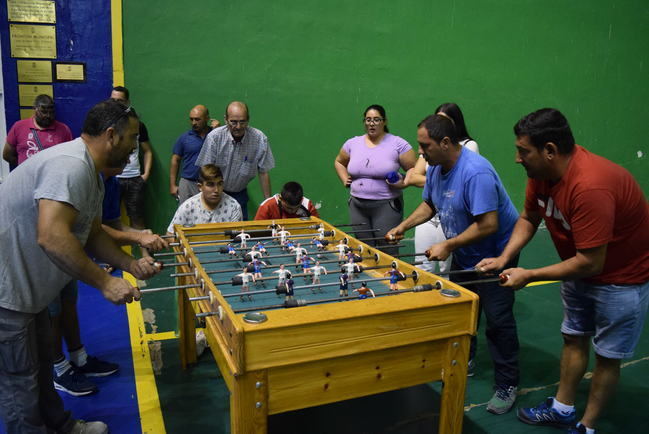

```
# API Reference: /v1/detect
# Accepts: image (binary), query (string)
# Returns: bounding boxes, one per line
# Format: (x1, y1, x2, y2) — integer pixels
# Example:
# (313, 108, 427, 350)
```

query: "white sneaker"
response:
(68, 419, 109, 434)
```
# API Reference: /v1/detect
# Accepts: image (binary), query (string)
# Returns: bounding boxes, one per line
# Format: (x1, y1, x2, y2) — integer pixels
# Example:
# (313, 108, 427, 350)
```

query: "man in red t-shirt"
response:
(254, 181, 320, 220)
(477, 108, 649, 434)
(3, 94, 72, 166)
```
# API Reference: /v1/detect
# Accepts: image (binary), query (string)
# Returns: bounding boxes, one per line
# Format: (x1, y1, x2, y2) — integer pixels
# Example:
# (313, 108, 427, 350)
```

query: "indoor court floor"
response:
(1, 226, 647, 434)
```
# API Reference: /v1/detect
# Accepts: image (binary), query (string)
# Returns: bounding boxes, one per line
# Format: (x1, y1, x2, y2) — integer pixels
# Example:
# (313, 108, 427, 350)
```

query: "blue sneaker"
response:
(517, 397, 576, 427)
(53, 367, 98, 396)
(567, 423, 594, 434)
(73, 355, 119, 377)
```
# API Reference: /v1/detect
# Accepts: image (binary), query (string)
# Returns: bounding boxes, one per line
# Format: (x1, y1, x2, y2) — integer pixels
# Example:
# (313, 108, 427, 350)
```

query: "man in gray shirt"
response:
(0, 99, 161, 434)
(195, 101, 275, 219)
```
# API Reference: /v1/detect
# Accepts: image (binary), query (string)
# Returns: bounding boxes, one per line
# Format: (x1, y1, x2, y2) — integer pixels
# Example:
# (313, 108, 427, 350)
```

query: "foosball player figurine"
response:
(254, 241, 267, 255)
(312, 237, 325, 251)
(284, 239, 295, 252)
(247, 246, 263, 261)
(269, 220, 279, 238)
(337, 239, 349, 262)
(342, 257, 360, 287)
(384, 263, 405, 291)
(249, 259, 267, 286)
(273, 264, 291, 286)
(311, 261, 327, 292)
(227, 243, 237, 256)
(300, 255, 315, 282)
(238, 229, 251, 249)
(339, 272, 349, 297)
(277, 226, 291, 246)
(284, 278, 295, 302)
(354, 281, 375, 299)
(237, 267, 255, 301)
(294, 243, 308, 267)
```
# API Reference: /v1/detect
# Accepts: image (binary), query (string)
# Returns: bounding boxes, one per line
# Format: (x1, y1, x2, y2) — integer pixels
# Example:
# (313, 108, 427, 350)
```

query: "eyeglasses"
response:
(103, 105, 132, 131)
(227, 119, 248, 127)
(364, 117, 384, 124)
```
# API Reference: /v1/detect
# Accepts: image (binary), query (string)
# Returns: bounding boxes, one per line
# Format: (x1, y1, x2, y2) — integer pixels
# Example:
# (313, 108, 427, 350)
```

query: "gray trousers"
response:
(178, 178, 200, 205)
(348, 196, 403, 255)
(0, 307, 73, 434)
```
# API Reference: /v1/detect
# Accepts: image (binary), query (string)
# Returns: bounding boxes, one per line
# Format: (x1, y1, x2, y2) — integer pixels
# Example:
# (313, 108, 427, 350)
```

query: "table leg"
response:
(439, 335, 470, 434)
(178, 289, 197, 369)
(231, 370, 268, 434)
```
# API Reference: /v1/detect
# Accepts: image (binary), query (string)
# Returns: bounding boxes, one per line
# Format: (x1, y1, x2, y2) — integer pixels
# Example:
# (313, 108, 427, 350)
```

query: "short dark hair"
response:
(280, 182, 304, 206)
(434, 103, 472, 142)
(82, 99, 138, 137)
(514, 108, 575, 154)
(198, 164, 223, 183)
(112, 85, 130, 101)
(364, 104, 389, 133)
(418, 113, 458, 144)
(33, 94, 54, 108)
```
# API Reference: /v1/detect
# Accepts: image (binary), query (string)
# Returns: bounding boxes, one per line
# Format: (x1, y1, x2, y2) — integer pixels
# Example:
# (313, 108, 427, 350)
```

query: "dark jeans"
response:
(0, 307, 74, 433)
(225, 188, 249, 220)
(451, 256, 520, 387)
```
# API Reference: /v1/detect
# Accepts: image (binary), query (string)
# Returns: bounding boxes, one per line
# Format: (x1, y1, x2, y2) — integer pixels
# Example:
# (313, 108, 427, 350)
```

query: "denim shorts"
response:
(47, 280, 78, 317)
(560, 279, 649, 359)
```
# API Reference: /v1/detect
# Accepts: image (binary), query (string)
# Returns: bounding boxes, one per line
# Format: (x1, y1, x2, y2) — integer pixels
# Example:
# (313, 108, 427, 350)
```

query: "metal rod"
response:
(164, 224, 322, 240)
(232, 283, 436, 313)
(221, 272, 417, 299)
(169, 230, 333, 247)
(331, 222, 367, 227)
(139, 283, 200, 294)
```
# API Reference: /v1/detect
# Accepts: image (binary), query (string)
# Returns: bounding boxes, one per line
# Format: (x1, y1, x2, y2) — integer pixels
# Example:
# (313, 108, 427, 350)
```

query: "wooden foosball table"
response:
(166, 217, 478, 434)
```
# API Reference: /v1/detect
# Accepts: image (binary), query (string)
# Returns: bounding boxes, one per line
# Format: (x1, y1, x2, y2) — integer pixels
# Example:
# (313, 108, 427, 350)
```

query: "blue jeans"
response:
(561, 279, 649, 359)
(0, 307, 74, 433)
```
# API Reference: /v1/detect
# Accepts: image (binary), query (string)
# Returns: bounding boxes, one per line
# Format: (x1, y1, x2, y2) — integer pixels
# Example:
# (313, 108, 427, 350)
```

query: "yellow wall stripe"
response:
(110, 0, 125, 86)
(124, 272, 166, 434)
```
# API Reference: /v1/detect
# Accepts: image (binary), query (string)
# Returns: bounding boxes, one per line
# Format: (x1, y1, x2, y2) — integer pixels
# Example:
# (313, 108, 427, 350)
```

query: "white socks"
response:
(551, 397, 575, 415)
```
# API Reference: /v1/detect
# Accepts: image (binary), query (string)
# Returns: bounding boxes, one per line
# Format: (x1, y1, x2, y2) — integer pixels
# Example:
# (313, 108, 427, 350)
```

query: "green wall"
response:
(123, 0, 649, 234)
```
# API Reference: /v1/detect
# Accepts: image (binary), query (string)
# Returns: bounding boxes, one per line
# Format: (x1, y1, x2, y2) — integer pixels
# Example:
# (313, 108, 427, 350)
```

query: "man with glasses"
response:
(254, 181, 319, 220)
(195, 101, 275, 219)
(0, 99, 161, 433)
(110, 85, 153, 229)
(3, 94, 72, 167)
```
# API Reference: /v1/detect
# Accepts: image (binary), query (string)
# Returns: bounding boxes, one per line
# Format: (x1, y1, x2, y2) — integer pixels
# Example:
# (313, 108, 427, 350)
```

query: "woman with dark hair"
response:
(404, 102, 479, 273)
(334, 104, 416, 252)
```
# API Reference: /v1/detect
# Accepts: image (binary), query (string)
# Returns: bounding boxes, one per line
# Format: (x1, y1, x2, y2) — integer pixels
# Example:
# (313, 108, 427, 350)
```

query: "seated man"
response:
(167, 164, 242, 233)
(254, 181, 320, 220)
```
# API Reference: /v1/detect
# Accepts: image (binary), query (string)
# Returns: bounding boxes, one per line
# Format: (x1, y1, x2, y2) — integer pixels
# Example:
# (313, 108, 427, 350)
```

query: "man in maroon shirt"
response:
(478, 108, 649, 434)
(3, 94, 72, 166)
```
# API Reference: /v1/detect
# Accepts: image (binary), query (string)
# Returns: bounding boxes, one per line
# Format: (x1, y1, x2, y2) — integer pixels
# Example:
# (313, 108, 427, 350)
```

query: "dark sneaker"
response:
(518, 397, 576, 427)
(467, 359, 475, 377)
(487, 385, 517, 414)
(68, 419, 109, 434)
(53, 368, 98, 396)
(73, 356, 119, 377)
(567, 423, 593, 434)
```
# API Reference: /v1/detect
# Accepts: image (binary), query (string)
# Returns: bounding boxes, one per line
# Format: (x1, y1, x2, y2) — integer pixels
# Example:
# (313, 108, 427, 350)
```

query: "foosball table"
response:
(157, 217, 478, 434)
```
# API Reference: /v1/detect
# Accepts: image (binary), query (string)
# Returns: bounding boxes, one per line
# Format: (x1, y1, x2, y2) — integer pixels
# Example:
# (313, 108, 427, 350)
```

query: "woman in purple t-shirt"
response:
(334, 104, 416, 252)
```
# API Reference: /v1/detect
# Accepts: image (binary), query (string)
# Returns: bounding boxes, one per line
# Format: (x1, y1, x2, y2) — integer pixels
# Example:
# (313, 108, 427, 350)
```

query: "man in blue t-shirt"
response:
(169, 105, 213, 204)
(387, 113, 521, 416)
